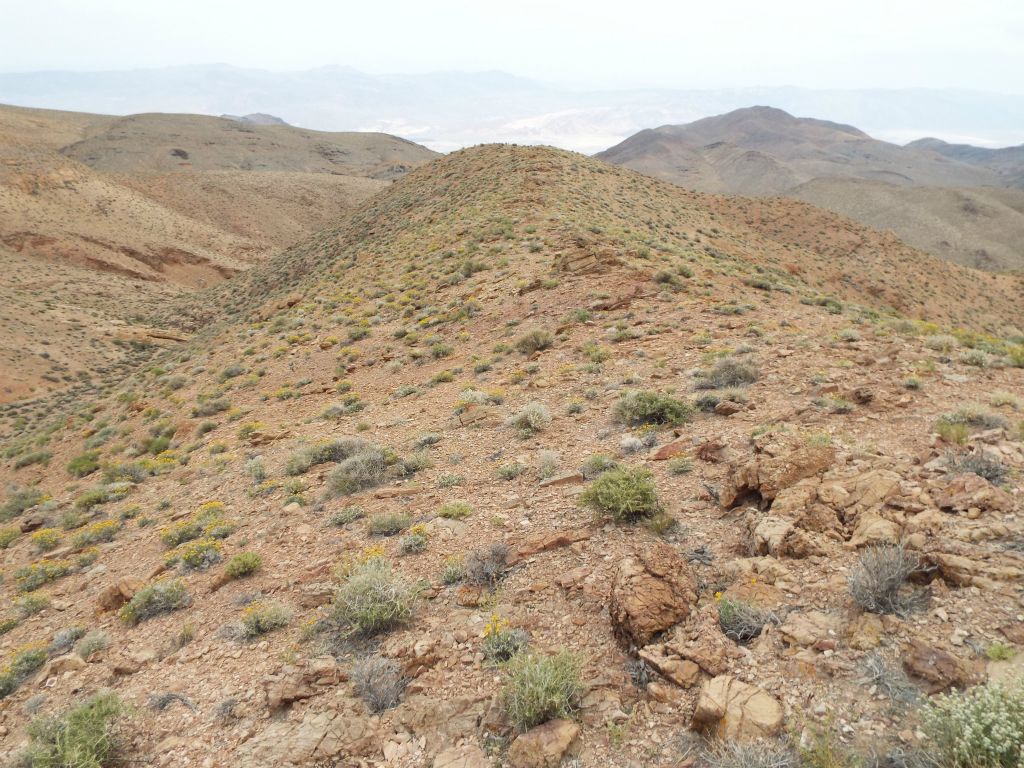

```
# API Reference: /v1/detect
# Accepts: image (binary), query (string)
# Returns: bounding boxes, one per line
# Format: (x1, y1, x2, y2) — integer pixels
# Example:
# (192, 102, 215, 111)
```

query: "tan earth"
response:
(0, 144, 1021, 767)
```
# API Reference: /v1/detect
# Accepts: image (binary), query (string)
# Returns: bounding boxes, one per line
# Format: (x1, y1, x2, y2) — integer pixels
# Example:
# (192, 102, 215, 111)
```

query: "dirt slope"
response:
(0, 145, 1021, 767)
(0, 103, 437, 404)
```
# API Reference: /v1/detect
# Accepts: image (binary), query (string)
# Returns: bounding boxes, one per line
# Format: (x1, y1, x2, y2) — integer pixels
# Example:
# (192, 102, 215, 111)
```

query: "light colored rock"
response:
(779, 611, 841, 648)
(507, 719, 580, 768)
(433, 744, 490, 768)
(692, 675, 784, 740)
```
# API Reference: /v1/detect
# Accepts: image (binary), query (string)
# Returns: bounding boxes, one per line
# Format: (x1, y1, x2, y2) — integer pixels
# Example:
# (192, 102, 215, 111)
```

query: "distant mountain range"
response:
(598, 107, 1024, 272)
(2, 64, 1024, 152)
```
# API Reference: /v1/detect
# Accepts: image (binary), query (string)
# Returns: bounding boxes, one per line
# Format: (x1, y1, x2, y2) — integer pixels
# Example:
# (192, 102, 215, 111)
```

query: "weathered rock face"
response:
(609, 542, 697, 647)
(236, 705, 378, 766)
(922, 545, 1024, 589)
(779, 611, 842, 648)
(935, 473, 1013, 514)
(901, 639, 986, 693)
(262, 657, 343, 712)
(506, 719, 580, 768)
(666, 605, 743, 676)
(433, 744, 491, 768)
(692, 675, 784, 740)
(95, 577, 144, 613)
(721, 433, 835, 508)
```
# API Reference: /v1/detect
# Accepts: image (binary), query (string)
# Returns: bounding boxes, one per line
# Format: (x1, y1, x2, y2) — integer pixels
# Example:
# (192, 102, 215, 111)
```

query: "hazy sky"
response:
(4, 0, 1022, 92)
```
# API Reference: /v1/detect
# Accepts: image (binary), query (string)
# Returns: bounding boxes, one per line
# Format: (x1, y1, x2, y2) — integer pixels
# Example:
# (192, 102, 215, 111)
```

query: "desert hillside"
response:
(0, 145, 1021, 767)
(597, 107, 1024, 272)
(0, 103, 438, 405)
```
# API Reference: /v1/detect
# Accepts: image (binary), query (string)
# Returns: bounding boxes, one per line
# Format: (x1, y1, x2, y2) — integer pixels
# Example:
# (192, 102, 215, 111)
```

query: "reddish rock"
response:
(507, 719, 580, 768)
(901, 639, 985, 693)
(609, 543, 697, 647)
(95, 578, 145, 613)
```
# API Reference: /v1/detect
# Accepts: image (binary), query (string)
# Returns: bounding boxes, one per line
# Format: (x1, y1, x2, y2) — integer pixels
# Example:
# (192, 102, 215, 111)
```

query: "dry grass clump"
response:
(694, 357, 759, 390)
(848, 544, 925, 616)
(502, 650, 582, 731)
(514, 329, 554, 355)
(20, 691, 124, 767)
(701, 740, 797, 768)
(224, 552, 262, 579)
(332, 557, 417, 637)
(717, 598, 778, 643)
(285, 437, 369, 476)
(465, 543, 510, 588)
(351, 656, 406, 713)
(119, 579, 191, 625)
(239, 600, 291, 638)
(505, 402, 552, 435)
(326, 446, 389, 496)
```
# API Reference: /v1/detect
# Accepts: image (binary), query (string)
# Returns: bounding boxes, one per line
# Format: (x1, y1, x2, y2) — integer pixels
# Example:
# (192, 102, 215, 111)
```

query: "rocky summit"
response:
(0, 143, 1022, 767)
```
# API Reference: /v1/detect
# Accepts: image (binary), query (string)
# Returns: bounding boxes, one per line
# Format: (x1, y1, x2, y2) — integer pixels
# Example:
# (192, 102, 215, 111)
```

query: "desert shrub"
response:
(76, 631, 111, 659)
(17, 595, 50, 617)
(67, 451, 101, 478)
(465, 543, 510, 588)
(225, 552, 262, 579)
(497, 462, 526, 480)
(285, 438, 368, 476)
(15, 560, 71, 592)
(441, 556, 466, 585)
(939, 405, 1008, 431)
(351, 656, 406, 713)
(579, 466, 659, 522)
(0, 645, 48, 699)
(368, 512, 411, 536)
(14, 451, 52, 469)
(165, 538, 222, 570)
(119, 579, 191, 625)
(702, 740, 797, 768)
(505, 402, 551, 434)
(858, 651, 919, 708)
(482, 615, 529, 663)
(717, 598, 777, 643)
(21, 691, 124, 766)
(47, 626, 86, 656)
(326, 447, 387, 496)
(536, 450, 560, 479)
(1, 487, 45, 520)
(74, 485, 123, 511)
(920, 680, 1024, 768)
(515, 329, 554, 355)
(437, 501, 471, 520)
(668, 457, 693, 475)
(239, 601, 291, 638)
(70, 520, 120, 548)
(580, 454, 618, 479)
(924, 334, 959, 352)
(937, 421, 970, 445)
(960, 349, 991, 367)
(614, 390, 693, 426)
(0, 526, 19, 548)
(328, 505, 365, 527)
(695, 357, 759, 389)
(30, 528, 60, 552)
(399, 526, 429, 554)
(502, 650, 582, 731)
(191, 397, 230, 417)
(848, 544, 924, 616)
(946, 451, 1009, 484)
(332, 558, 417, 636)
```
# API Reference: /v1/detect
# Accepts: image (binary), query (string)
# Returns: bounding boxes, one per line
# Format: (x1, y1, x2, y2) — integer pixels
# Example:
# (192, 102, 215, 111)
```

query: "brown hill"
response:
(597, 107, 1024, 272)
(0, 144, 1021, 767)
(0, 104, 437, 404)
(909, 136, 1024, 187)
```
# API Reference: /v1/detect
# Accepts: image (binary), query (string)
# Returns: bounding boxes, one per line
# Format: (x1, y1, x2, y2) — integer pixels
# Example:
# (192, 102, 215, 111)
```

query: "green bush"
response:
(502, 650, 582, 731)
(285, 438, 368, 476)
(515, 329, 554, 355)
(1, 487, 45, 520)
(15, 560, 71, 592)
(225, 552, 262, 579)
(368, 512, 411, 536)
(437, 502, 471, 520)
(22, 691, 124, 766)
(614, 390, 693, 426)
(67, 451, 101, 478)
(332, 558, 417, 636)
(119, 579, 191, 626)
(239, 601, 291, 638)
(14, 451, 52, 469)
(921, 680, 1024, 768)
(579, 466, 660, 522)
(328, 505, 365, 527)
(0, 645, 48, 699)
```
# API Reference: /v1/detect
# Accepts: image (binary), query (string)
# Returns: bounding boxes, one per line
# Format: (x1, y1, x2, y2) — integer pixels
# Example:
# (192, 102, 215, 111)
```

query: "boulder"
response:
(779, 611, 841, 648)
(609, 543, 697, 647)
(721, 434, 834, 508)
(237, 705, 378, 765)
(692, 675, 784, 740)
(935, 473, 1013, 514)
(638, 645, 701, 688)
(507, 719, 580, 768)
(95, 578, 145, 613)
(262, 657, 343, 712)
(901, 639, 985, 693)
(666, 606, 743, 676)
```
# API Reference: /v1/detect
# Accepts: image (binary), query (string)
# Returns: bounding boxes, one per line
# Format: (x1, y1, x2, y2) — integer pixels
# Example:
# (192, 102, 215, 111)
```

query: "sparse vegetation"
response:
(614, 390, 693, 426)
(119, 579, 191, 625)
(332, 557, 417, 637)
(20, 691, 124, 767)
(579, 466, 660, 522)
(920, 680, 1024, 768)
(502, 650, 582, 731)
(848, 544, 924, 616)
(351, 656, 406, 712)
